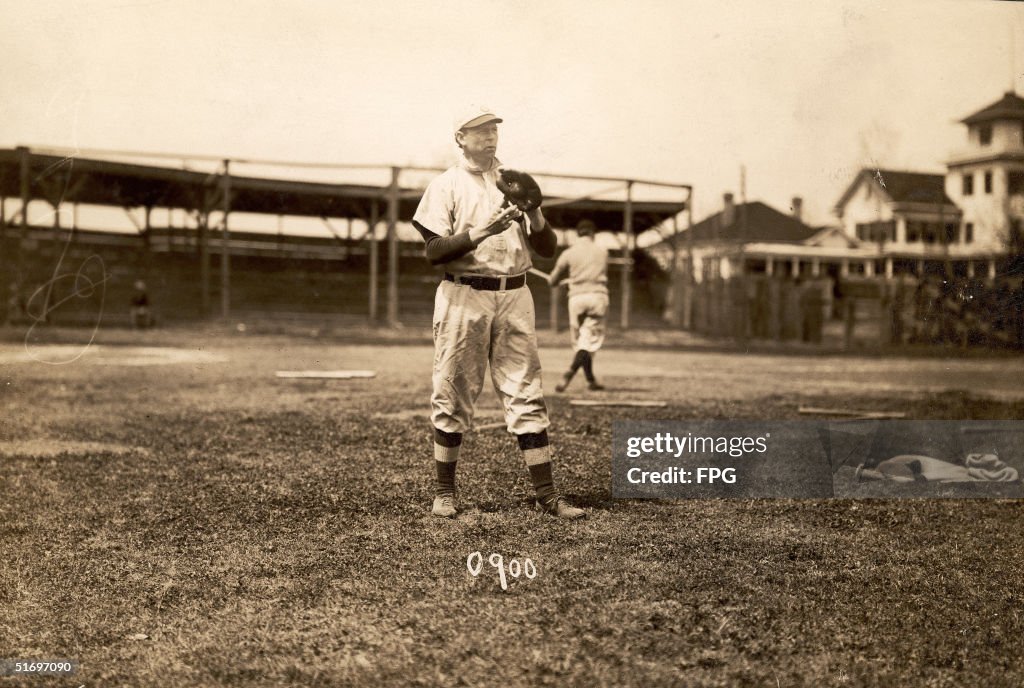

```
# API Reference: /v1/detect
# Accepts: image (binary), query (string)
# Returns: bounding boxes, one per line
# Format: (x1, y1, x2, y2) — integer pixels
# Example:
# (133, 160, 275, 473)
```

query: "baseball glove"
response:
(497, 169, 543, 212)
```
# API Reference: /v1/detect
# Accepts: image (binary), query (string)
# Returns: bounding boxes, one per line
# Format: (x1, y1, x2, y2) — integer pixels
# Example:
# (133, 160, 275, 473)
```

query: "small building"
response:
(649, 192, 875, 283)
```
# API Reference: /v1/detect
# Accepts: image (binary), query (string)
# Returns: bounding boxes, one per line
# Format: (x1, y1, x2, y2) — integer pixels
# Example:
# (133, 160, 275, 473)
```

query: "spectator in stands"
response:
(4, 281, 25, 326)
(130, 280, 153, 329)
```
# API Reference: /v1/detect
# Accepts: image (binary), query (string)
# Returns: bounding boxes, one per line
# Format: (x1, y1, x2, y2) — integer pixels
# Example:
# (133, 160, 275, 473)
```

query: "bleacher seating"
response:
(2, 227, 672, 330)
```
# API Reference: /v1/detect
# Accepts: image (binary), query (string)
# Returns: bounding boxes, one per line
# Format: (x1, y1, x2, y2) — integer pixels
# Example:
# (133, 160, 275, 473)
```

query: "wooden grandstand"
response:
(0, 146, 691, 329)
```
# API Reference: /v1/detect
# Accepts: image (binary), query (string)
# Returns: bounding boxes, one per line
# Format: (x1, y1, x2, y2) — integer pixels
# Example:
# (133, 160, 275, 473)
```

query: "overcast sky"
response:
(3, 0, 1022, 228)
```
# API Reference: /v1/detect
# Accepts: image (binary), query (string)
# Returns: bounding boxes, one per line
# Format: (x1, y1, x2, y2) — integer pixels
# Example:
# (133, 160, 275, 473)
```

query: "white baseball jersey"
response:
(413, 158, 533, 276)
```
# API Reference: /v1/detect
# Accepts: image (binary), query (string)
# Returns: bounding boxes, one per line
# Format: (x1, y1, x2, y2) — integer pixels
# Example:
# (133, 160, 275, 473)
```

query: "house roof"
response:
(664, 200, 817, 246)
(805, 225, 861, 248)
(872, 170, 953, 204)
(962, 91, 1024, 125)
(834, 168, 956, 212)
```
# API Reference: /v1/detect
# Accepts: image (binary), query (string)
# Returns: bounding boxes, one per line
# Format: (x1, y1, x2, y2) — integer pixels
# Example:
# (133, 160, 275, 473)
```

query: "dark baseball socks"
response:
(556, 350, 601, 391)
(432, 428, 583, 518)
(433, 428, 461, 496)
(521, 431, 586, 519)
(432, 428, 558, 502)
(519, 431, 557, 504)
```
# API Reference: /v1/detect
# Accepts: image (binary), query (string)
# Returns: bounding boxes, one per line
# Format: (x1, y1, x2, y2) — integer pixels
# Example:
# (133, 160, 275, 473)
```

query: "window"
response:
(984, 170, 993, 194)
(1009, 172, 1024, 195)
(963, 173, 974, 196)
(906, 220, 920, 243)
(965, 222, 974, 244)
(923, 223, 937, 245)
(857, 221, 894, 243)
(945, 223, 957, 244)
(979, 124, 992, 146)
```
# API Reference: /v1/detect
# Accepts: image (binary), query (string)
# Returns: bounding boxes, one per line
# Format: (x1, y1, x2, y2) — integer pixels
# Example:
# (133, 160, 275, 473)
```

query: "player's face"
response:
(458, 122, 499, 162)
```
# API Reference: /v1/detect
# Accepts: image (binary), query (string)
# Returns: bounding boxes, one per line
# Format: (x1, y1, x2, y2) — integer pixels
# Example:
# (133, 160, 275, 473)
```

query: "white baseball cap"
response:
(454, 105, 503, 134)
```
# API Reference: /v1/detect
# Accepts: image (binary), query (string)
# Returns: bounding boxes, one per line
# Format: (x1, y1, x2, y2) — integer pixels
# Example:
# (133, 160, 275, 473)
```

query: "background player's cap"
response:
(576, 219, 597, 236)
(454, 105, 502, 134)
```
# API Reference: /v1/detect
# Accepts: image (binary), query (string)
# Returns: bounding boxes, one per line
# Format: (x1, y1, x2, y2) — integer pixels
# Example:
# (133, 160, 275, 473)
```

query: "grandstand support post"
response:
(684, 188, 694, 330)
(368, 200, 379, 321)
(19, 147, 30, 236)
(220, 160, 232, 319)
(18, 145, 30, 260)
(621, 180, 634, 330)
(386, 166, 399, 327)
(198, 210, 210, 318)
(665, 213, 680, 326)
(141, 205, 152, 278)
(0, 196, 5, 289)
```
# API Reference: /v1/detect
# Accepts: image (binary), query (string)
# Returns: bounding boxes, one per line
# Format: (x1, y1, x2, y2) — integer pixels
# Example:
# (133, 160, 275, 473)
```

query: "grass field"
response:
(2, 326, 1023, 687)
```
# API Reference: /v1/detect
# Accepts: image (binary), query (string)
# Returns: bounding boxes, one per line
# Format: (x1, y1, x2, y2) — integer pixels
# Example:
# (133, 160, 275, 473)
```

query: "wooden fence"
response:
(687, 275, 1024, 350)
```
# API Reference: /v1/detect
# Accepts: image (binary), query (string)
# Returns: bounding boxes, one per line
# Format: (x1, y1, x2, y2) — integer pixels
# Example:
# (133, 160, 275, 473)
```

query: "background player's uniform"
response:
(551, 239, 609, 353)
(549, 235, 609, 390)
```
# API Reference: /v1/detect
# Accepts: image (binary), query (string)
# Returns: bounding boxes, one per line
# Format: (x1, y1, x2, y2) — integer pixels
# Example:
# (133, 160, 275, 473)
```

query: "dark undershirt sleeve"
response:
(527, 223, 557, 259)
(413, 221, 475, 265)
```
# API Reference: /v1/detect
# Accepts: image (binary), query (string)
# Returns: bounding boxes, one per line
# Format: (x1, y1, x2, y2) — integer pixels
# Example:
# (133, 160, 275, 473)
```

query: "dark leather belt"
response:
(444, 273, 526, 291)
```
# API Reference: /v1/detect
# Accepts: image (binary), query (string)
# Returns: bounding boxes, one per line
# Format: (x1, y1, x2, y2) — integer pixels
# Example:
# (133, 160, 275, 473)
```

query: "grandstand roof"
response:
(0, 148, 686, 234)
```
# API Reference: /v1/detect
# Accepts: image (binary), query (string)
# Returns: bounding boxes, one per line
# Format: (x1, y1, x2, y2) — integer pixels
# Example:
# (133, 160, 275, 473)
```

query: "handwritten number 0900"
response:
(467, 552, 537, 590)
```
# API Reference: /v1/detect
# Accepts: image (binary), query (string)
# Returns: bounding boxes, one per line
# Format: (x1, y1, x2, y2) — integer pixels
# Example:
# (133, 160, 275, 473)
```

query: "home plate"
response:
(570, 399, 667, 408)
(275, 370, 376, 379)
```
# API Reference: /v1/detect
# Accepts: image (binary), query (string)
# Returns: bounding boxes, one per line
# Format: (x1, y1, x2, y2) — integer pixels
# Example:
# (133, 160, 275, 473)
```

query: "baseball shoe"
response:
(587, 380, 605, 391)
(536, 495, 586, 520)
(432, 494, 457, 518)
(554, 373, 572, 393)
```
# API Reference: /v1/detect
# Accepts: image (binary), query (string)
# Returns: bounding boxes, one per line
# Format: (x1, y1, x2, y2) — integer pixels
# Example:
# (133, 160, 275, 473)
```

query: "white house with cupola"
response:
(649, 90, 1024, 288)
(834, 91, 1024, 279)
(945, 91, 1024, 255)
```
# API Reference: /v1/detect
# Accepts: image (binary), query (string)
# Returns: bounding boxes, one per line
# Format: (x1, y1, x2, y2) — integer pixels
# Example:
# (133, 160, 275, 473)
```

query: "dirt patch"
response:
(0, 345, 227, 366)
(0, 439, 149, 458)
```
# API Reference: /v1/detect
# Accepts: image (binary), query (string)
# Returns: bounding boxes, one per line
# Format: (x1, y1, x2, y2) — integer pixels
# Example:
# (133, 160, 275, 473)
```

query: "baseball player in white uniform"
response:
(411, 105, 585, 520)
(548, 220, 609, 392)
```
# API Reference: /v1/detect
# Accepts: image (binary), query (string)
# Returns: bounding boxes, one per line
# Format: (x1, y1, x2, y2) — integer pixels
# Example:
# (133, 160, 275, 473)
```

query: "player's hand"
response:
(469, 204, 521, 244)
